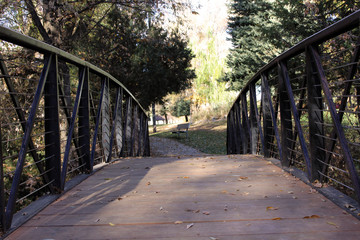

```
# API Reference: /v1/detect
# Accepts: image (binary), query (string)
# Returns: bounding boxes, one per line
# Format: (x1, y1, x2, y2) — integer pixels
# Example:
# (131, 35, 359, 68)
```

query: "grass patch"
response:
(150, 119, 227, 155)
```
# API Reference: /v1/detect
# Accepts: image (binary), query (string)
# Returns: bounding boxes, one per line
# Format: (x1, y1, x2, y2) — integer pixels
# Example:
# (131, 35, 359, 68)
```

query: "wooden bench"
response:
(172, 123, 190, 138)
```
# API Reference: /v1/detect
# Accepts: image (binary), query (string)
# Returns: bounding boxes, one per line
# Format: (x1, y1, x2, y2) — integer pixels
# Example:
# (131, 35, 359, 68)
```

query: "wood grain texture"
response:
(6, 155, 360, 240)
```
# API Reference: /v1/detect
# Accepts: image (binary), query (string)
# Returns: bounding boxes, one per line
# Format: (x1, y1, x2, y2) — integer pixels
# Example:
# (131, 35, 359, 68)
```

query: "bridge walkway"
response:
(6, 154, 360, 239)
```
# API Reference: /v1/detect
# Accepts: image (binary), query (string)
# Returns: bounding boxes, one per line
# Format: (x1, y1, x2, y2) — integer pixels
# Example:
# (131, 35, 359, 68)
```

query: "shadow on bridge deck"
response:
(5, 155, 360, 239)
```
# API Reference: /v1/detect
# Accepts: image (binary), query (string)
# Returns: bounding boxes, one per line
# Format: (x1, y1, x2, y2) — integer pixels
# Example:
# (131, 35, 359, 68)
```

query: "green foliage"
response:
(225, 0, 360, 91)
(171, 98, 191, 118)
(190, 29, 238, 121)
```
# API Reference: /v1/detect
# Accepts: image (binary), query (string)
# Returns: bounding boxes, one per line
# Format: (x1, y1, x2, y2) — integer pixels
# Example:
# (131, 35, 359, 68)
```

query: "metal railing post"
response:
(79, 67, 90, 172)
(0, 124, 6, 232)
(278, 63, 292, 167)
(306, 47, 325, 181)
(44, 54, 61, 191)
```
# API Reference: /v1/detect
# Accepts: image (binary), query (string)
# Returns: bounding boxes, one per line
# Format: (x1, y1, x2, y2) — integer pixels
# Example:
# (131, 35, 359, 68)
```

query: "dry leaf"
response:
(109, 222, 115, 226)
(183, 176, 189, 179)
(288, 191, 294, 194)
(147, 182, 151, 185)
(327, 221, 338, 228)
(94, 218, 100, 222)
(238, 176, 248, 181)
(272, 217, 282, 220)
(203, 211, 210, 215)
(266, 206, 279, 211)
(186, 223, 194, 229)
(303, 215, 320, 219)
(209, 237, 218, 240)
(174, 221, 183, 224)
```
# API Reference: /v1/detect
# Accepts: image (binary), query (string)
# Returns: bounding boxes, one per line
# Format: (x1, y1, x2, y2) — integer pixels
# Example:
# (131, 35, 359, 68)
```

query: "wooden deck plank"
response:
(6, 155, 360, 240)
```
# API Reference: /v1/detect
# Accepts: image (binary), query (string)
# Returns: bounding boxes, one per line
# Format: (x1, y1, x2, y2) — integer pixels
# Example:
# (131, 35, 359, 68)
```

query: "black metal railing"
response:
(227, 10, 360, 203)
(0, 26, 150, 232)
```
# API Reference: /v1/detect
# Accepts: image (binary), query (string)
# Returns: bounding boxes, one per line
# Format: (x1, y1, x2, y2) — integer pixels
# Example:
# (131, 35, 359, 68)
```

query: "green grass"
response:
(150, 119, 227, 155)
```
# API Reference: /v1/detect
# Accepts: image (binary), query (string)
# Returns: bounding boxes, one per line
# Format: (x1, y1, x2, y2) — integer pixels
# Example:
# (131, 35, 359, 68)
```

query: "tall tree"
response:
(225, 0, 360, 91)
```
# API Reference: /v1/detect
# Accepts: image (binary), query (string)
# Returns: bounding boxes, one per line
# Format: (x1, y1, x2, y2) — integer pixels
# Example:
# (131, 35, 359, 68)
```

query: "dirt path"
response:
(150, 136, 205, 157)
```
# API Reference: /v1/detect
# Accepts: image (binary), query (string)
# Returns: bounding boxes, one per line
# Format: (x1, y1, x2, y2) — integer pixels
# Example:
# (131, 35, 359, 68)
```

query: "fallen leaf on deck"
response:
(183, 176, 189, 179)
(109, 222, 115, 226)
(94, 218, 100, 222)
(327, 221, 338, 228)
(209, 237, 218, 240)
(272, 217, 282, 220)
(147, 182, 151, 185)
(238, 176, 248, 181)
(160, 206, 164, 211)
(303, 215, 320, 219)
(187, 223, 194, 229)
(104, 178, 112, 180)
(174, 221, 183, 224)
(266, 206, 279, 211)
(288, 191, 294, 194)
(203, 211, 210, 215)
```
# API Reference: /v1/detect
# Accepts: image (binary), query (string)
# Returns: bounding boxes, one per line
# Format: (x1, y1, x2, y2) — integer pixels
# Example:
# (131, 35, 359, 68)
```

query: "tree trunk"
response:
(164, 113, 168, 125)
(152, 103, 156, 133)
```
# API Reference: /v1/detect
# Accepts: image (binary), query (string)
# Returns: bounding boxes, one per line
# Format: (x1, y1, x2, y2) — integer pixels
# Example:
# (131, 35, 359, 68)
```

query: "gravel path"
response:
(149, 136, 205, 157)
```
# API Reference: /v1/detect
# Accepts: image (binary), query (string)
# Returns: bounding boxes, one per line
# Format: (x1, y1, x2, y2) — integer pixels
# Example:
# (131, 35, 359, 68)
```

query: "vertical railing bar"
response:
(78, 67, 90, 172)
(322, 37, 360, 178)
(241, 93, 251, 153)
(90, 78, 105, 170)
(0, 123, 6, 232)
(278, 62, 294, 167)
(236, 102, 245, 153)
(249, 83, 258, 154)
(230, 108, 238, 154)
(306, 47, 325, 181)
(289, 76, 307, 162)
(115, 88, 123, 157)
(309, 45, 360, 200)
(5, 54, 52, 229)
(60, 67, 85, 189)
(261, 73, 282, 160)
(279, 61, 312, 177)
(138, 110, 143, 156)
(44, 54, 61, 191)
(250, 83, 266, 155)
(101, 78, 110, 161)
(107, 87, 121, 163)
(121, 96, 129, 157)
(58, 77, 82, 160)
(0, 54, 52, 191)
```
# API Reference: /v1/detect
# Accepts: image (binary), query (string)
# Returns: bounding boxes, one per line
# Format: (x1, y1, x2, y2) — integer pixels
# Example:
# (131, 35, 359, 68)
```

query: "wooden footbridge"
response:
(1, 9, 360, 240)
(6, 155, 360, 239)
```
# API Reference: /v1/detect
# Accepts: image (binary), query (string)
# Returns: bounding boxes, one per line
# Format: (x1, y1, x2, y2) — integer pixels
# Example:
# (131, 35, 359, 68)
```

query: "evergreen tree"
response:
(225, 0, 360, 91)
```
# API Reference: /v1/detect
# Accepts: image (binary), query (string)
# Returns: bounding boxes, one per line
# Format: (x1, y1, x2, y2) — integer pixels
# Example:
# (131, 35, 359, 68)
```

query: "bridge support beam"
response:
(306, 47, 324, 181)
(44, 54, 61, 191)
(79, 67, 90, 172)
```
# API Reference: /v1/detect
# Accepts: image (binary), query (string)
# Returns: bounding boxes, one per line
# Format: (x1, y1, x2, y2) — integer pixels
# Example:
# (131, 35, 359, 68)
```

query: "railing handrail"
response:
(230, 9, 360, 110)
(227, 9, 360, 205)
(0, 26, 147, 114)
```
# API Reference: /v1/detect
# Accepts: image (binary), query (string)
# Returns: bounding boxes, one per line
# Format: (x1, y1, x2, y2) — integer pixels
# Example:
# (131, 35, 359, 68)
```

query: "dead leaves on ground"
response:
(266, 206, 279, 211)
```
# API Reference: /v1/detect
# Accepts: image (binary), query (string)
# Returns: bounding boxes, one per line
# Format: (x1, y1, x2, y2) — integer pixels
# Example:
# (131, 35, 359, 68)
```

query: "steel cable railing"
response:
(227, 10, 360, 204)
(0, 26, 150, 233)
